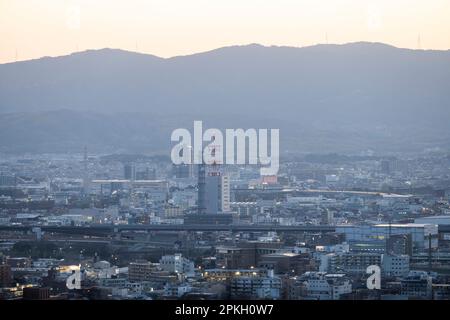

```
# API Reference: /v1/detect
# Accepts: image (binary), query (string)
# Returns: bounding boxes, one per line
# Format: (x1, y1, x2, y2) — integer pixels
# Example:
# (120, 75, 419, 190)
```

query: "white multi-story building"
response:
(300, 272, 352, 300)
(159, 253, 195, 277)
(204, 173, 231, 213)
(230, 270, 281, 299)
(319, 252, 381, 274)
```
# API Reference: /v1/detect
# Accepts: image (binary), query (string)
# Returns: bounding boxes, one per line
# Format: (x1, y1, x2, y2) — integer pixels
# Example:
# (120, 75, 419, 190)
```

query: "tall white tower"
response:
(204, 166, 230, 213)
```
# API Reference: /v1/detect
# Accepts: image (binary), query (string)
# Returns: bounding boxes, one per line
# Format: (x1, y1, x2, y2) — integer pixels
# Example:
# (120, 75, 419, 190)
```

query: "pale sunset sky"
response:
(1, 0, 449, 63)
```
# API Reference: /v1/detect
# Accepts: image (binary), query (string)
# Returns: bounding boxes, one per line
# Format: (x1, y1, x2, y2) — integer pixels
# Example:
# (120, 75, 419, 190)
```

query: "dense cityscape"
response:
(1, 149, 450, 300)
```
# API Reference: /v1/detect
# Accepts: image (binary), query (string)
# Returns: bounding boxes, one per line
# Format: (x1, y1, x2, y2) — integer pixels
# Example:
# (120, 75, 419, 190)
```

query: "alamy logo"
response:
(171, 121, 279, 175)
(66, 270, 82, 290)
(366, 265, 381, 290)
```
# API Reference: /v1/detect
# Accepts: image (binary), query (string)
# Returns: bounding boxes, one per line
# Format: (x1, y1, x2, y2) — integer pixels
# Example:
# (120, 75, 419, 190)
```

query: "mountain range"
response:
(1, 42, 449, 154)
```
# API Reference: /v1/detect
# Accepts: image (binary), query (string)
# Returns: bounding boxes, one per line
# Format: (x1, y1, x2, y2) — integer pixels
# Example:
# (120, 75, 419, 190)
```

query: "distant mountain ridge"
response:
(0, 42, 449, 154)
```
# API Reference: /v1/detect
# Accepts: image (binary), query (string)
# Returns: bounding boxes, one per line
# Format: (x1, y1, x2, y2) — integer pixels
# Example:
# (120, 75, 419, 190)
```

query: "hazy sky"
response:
(1, 0, 449, 63)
